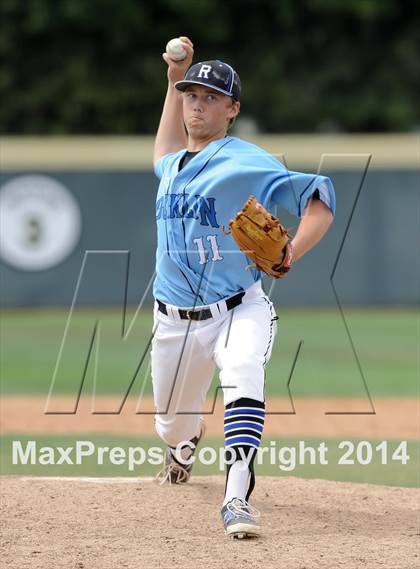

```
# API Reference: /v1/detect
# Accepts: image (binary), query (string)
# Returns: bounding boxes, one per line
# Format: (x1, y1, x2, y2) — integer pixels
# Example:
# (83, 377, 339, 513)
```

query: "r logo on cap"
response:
(197, 64, 211, 79)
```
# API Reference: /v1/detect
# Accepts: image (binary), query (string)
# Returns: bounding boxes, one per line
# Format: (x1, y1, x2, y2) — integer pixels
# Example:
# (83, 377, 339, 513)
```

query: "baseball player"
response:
(152, 36, 335, 539)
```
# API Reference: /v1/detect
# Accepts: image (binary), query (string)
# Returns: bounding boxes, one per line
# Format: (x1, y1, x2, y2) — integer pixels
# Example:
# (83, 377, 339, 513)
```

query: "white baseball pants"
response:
(151, 281, 277, 447)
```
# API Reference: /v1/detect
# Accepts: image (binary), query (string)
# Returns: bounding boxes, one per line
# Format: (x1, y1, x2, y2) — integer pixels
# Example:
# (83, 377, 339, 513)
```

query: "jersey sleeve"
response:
(154, 151, 180, 179)
(268, 169, 336, 218)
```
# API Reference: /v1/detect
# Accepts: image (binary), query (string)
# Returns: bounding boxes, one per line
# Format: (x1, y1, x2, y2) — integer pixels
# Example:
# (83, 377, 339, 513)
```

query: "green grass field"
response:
(1, 307, 418, 397)
(1, 308, 418, 487)
(1, 435, 418, 487)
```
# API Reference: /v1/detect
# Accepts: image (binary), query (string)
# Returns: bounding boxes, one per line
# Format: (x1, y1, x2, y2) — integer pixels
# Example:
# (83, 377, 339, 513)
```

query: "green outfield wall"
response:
(1, 135, 418, 307)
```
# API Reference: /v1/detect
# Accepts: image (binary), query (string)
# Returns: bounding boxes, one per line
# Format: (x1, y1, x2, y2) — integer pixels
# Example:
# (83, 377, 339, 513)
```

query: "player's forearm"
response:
(291, 198, 334, 262)
(153, 84, 187, 165)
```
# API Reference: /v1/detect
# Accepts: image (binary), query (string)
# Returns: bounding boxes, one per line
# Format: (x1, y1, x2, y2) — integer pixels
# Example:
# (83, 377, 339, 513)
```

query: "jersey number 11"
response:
(192, 235, 223, 265)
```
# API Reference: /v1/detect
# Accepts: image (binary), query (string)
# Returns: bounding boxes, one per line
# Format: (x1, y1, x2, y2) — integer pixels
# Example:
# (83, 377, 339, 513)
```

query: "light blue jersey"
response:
(153, 136, 335, 307)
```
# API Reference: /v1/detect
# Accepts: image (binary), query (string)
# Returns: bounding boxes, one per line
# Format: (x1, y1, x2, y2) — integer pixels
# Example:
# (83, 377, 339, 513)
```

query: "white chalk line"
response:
(18, 476, 155, 483)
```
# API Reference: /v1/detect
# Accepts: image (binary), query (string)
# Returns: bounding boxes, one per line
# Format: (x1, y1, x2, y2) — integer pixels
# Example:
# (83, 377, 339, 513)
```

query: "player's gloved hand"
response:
(163, 36, 194, 85)
(228, 196, 293, 279)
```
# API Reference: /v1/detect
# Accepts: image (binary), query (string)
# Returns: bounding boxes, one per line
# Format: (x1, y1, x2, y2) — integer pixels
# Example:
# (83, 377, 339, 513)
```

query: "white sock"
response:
(223, 460, 250, 506)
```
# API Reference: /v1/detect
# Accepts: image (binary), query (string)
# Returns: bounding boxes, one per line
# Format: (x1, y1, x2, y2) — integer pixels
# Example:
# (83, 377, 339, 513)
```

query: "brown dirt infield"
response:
(1, 475, 419, 569)
(1, 396, 419, 568)
(1, 396, 419, 439)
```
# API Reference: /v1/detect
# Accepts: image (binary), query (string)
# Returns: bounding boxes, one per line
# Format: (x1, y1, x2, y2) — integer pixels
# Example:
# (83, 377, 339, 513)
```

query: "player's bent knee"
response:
(220, 358, 265, 380)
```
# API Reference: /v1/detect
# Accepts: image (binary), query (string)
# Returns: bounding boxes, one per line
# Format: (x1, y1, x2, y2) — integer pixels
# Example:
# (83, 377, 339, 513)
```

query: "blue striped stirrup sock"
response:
(224, 397, 265, 501)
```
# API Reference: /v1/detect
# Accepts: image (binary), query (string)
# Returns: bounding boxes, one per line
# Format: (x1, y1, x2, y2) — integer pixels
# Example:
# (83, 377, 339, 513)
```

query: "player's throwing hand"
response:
(163, 36, 194, 85)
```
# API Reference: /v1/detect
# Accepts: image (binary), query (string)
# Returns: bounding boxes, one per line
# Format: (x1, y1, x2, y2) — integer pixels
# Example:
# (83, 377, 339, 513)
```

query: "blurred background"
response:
(0, 0, 418, 483)
(1, 0, 419, 134)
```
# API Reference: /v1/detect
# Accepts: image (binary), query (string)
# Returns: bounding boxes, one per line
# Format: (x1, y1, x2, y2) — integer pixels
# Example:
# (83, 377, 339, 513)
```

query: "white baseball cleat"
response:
(221, 498, 261, 538)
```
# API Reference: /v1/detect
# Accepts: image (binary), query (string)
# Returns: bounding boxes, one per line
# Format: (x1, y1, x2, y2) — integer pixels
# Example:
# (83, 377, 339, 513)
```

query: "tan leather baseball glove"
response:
(228, 196, 293, 278)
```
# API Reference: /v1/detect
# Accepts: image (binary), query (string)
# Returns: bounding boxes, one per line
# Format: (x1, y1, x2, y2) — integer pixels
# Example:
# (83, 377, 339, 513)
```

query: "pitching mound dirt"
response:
(1, 476, 419, 569)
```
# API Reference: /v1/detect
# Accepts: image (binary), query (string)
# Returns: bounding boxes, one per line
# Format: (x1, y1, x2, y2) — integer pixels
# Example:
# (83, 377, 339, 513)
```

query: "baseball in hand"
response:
(166, 38, 187, 61)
